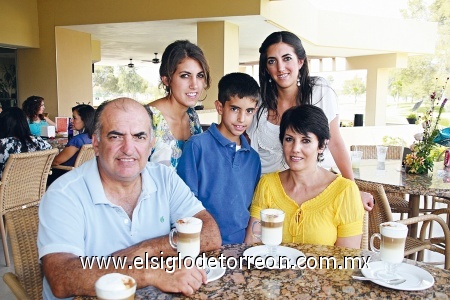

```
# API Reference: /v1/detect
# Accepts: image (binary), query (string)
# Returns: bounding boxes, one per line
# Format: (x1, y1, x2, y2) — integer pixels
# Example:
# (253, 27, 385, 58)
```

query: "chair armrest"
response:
(52, 165, 73, 171)
(397, 211, 450, 240)
(3, 272, 30, 300)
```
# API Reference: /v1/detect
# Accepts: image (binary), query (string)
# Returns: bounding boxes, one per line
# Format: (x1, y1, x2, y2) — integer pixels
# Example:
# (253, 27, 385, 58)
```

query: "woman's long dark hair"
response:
(72, 104, 95, 138)
(0, 107, 34, 152)
(22, 95, 44, 121)
(257, 31, 320, 121)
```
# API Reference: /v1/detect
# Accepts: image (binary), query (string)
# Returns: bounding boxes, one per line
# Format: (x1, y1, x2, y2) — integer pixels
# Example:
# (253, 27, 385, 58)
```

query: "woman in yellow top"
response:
(245, 105, 364, 248)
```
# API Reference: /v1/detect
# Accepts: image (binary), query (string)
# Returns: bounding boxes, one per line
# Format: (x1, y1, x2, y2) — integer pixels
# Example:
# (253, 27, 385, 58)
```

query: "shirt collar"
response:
(207, 123, 251, 151)
(85, 159, 155, 205)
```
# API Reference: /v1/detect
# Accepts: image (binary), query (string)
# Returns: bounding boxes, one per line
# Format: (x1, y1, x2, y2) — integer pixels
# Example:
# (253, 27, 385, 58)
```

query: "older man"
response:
(38, 98, 221, 299)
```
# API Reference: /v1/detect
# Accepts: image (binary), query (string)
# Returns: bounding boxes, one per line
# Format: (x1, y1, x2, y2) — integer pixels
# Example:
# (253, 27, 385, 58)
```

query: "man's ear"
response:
(150, 136, 156, 149)
(92, 134, 100, 156)
(214, 100, 224, 115)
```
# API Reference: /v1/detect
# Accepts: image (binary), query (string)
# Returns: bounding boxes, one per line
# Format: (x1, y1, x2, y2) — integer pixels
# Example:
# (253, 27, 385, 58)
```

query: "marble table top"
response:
(353, 159, 450, 198)
(132, 243, 450, 299)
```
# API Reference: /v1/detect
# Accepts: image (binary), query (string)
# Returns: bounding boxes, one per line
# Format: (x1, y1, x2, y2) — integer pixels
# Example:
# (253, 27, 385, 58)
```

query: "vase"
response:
(406, 117, 417, 124)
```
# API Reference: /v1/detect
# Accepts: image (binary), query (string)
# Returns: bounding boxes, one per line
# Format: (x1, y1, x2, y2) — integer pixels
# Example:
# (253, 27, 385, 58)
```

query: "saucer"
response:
(206, 265, 226, 283)
(242, 245, 305, 269)
(361, 261, 434, 291)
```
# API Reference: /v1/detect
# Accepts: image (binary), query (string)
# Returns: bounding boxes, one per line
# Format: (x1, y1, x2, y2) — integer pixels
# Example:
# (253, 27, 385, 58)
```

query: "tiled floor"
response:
(0, 201, 447, 299)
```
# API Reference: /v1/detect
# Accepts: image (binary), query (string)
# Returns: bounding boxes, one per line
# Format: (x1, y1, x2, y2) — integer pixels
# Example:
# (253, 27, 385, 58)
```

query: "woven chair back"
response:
(350, 145, 403, 160)
(73, 144, 95, 167)
(0, 148, 58, 213)
(5, 206, 43, 299)
(355, 179, 393, 248)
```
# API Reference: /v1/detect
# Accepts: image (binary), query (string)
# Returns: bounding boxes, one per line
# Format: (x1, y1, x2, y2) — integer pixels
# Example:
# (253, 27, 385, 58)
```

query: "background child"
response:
(178, 72, 261, 244)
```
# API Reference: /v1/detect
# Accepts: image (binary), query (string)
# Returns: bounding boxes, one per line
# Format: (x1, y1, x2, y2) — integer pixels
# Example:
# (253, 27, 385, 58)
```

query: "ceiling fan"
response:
(142, 53, 160, 64)
(127, 58, 135, 68)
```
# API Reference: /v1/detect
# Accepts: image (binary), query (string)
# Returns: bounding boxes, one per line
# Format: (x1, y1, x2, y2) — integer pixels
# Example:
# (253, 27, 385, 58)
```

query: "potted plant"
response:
(406, 113, 417, 124)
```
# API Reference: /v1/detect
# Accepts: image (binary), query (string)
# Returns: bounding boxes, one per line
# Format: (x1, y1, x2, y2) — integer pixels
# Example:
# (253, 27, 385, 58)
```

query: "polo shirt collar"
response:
(84, 159, 155, 205)
(208, 123, 251, 151)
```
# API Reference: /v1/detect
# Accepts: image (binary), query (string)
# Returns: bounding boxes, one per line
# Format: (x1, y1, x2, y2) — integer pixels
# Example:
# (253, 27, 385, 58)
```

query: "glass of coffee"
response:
(169, 217, 203, 259)
(370, 221, 408, 279)
(252, 209, 285, 260)
(95, 273, 136, 300)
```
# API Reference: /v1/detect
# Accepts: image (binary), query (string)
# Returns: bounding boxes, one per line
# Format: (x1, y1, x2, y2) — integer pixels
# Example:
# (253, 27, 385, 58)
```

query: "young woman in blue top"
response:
(145, 40, 211, 170)
(22, 95, 55, 136)
(52, 104, 95, 167)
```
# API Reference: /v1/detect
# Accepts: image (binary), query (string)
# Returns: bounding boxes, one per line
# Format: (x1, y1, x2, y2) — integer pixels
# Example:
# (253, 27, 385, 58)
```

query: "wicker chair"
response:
(360, 211, 369, 250)
(350, 145, 410, 217)
(0, 148, 58, 267)
(355, 179, 450, 269)
(3, 206, 42, 299)
(52, 144, 95, 171)
(350, 145, 403, 160)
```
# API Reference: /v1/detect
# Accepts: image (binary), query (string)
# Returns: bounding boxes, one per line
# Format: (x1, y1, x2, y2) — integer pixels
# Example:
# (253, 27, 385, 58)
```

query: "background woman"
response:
(246, 31, 373, 210)
(52, 104, 95, 167)
(145, 40, 211, 170)
(22, 95, 56, 136)
(245, 105, 364, 249)
(0, 107, 52, 179)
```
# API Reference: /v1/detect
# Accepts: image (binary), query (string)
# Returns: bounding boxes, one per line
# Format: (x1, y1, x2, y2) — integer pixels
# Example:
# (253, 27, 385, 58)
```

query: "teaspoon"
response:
(352, 275, 406, 285)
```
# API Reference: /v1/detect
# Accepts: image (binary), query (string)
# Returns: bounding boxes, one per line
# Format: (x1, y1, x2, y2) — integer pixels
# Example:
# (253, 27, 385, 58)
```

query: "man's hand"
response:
(360, 191, 374, 211)
(152, 265, 207, 296)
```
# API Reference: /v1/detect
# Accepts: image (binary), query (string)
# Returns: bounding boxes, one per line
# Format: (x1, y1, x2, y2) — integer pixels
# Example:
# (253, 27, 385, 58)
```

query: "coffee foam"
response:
(95, 273, 136, 300)
(260, 209, 285, 222)
(175, 217, 203, 233)
(380, 222, 408, 238)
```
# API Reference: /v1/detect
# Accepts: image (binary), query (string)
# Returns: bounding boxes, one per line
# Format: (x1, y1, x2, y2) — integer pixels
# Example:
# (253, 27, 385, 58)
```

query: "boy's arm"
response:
(177, 140, 200, 196)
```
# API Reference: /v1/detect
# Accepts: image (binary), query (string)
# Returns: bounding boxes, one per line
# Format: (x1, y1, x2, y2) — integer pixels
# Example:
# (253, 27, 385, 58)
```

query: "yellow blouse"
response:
(249, 172, 364, 246)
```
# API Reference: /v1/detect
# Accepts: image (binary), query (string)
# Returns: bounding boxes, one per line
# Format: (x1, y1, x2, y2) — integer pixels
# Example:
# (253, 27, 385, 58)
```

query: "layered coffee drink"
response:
(169, 217, 203, 258)
(379, 222, 407, 264)
(260, 209, 285, 246)
(95, 273, 136, 300)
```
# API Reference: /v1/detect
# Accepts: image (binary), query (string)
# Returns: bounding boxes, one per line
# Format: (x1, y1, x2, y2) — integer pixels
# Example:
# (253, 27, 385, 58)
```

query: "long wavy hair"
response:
(0, 107, 34, 152)
(258, 31, 322, 122)
(159, 40, 211, 95)
(22, 95, 44, 122)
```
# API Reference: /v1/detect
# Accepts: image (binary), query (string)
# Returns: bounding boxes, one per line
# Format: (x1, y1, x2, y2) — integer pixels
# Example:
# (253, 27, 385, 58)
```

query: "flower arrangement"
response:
(404, 77, 449, 174)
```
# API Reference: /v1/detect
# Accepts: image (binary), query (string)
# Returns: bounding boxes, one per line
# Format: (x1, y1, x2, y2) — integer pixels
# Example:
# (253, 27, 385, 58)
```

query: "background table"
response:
(131, 243, 450, 299)
(352, 159, 450, 237)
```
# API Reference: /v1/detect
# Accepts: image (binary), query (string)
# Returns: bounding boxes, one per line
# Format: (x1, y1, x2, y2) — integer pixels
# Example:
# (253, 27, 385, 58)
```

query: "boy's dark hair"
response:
(279, 104, 330, 149)
(217, 72, 260, 105)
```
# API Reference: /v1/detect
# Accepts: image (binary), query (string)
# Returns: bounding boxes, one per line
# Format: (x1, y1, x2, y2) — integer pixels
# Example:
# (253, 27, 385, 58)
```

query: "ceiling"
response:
(60, 1, 433, 71)
(64, 16, 280, 69)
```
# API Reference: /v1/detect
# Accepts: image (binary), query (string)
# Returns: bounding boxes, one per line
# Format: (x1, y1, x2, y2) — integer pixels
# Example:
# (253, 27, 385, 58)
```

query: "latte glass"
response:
(252, 209, 285, 260)
(376, 145, 388, 163)
(350, 150, 363, 168)
(169, 217, 202, 259)
(370, 221, 408, 279)
(95, 273, 136, 300)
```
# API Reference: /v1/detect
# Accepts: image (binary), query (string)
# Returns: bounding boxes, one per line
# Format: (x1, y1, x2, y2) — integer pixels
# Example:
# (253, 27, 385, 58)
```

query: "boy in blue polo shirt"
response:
(178, 72, 261, 244)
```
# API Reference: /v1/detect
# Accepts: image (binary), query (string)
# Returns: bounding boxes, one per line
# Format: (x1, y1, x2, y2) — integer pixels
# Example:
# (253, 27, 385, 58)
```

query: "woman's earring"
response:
(269, 78, 272, 83)
(297, 73, 301, 87)
(317, 152, 324, 163)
